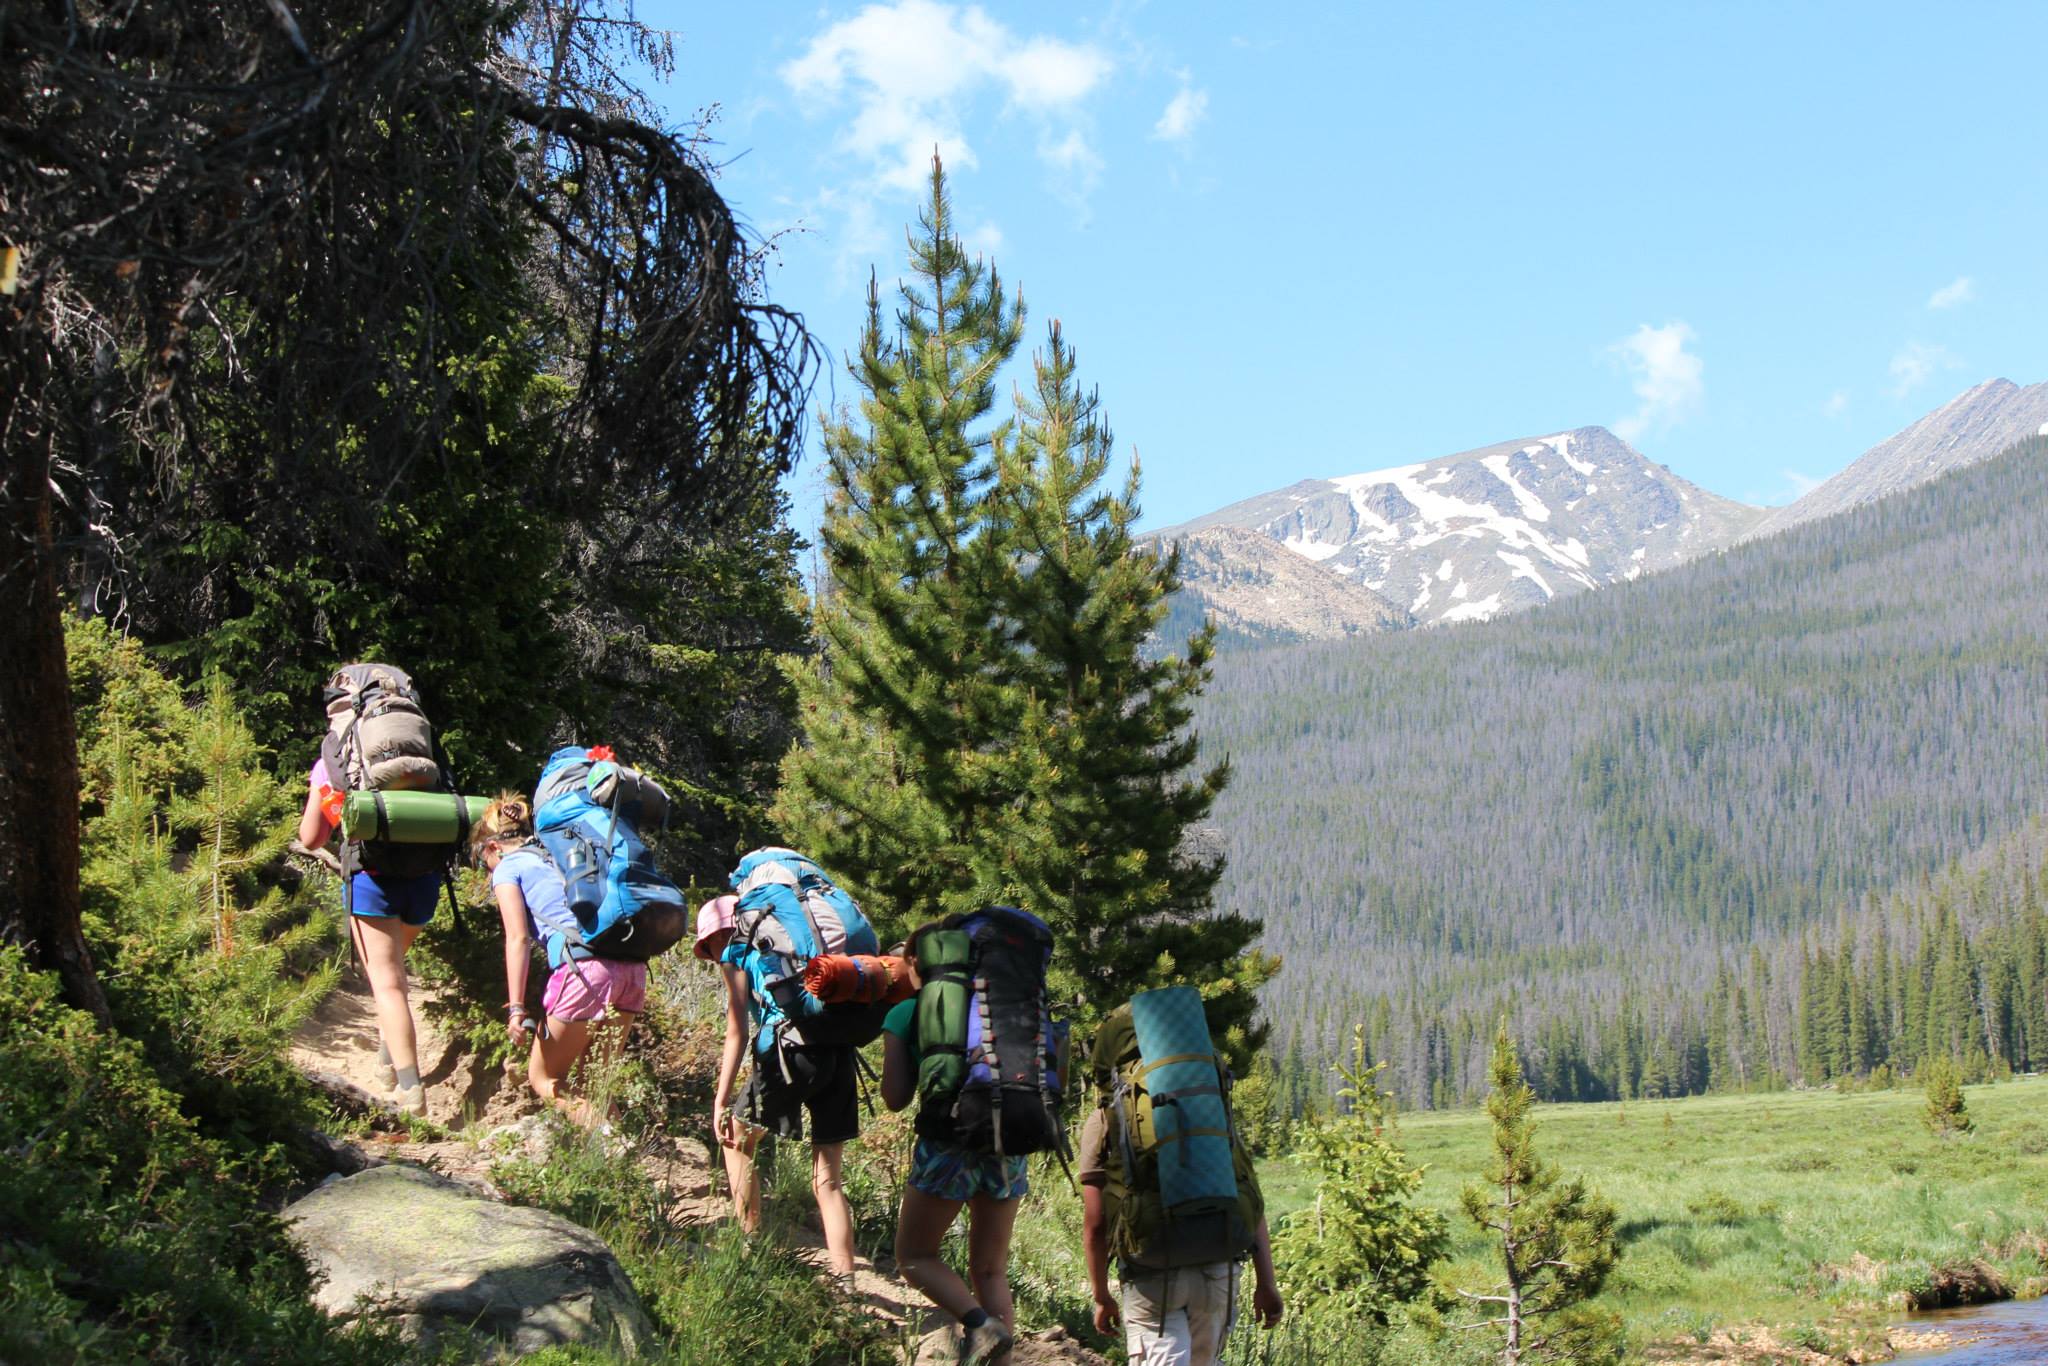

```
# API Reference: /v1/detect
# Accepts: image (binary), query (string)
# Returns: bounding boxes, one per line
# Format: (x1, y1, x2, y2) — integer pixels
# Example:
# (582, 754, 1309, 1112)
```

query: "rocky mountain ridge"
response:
(1156, 425, 1765, 630)
(1750, 378, 2048, 538)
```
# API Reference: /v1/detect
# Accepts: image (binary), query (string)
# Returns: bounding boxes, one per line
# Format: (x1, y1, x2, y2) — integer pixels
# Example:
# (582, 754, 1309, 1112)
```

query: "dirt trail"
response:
(640, 1133, 1101, 1363)
(290, 965, 516, 1129)
(289, 973, 1105, 1364)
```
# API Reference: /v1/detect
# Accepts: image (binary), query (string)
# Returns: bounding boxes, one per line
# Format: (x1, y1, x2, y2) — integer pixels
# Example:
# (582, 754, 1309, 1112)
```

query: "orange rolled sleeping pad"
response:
(804, 954, 915, 1006)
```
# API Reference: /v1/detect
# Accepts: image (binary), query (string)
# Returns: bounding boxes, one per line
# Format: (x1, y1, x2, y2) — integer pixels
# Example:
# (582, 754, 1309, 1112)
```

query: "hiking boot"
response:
(393, 1083, 427, 1117)
(959, 1318, 1012, 1366)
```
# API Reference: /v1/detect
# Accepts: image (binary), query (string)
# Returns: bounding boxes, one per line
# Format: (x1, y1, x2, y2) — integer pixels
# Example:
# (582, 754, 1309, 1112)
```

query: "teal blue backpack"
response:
(530, 745, 689, 961)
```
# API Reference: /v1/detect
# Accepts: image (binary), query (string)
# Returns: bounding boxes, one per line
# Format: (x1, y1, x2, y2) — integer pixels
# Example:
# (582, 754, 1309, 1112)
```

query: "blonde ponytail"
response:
(469, 791, 535, 859)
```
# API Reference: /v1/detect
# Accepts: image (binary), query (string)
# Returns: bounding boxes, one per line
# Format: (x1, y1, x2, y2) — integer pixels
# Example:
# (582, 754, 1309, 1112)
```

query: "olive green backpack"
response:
(1091, 989, 1263, 1270)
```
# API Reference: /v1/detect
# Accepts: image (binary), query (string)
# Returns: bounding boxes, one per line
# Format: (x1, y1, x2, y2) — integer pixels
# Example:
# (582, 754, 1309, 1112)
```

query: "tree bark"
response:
(0, 305, 110, 1025)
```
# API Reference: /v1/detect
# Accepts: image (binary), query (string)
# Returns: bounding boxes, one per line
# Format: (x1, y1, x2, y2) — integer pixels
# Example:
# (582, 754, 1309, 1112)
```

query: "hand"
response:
(715, 1108, 739, 1149)
(507, 1011, 533, 1046)
(1092, 1294, 1120, 1335)
(1252, 1280, 1283, 1329)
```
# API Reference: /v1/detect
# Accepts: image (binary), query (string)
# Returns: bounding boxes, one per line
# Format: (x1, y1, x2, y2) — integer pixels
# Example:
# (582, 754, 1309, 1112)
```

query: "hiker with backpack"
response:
(1079, 989, 1283, 1366)
(297, 663, 466, 1116)
(699, 849, 893, 1279)
(880, 907, 1070, 1366)
(470, 793, 647, 1126)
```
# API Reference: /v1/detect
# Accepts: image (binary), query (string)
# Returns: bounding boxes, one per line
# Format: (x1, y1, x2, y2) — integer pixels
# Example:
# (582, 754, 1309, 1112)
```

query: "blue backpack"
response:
(530, 745, 689, 962)
(730, 847, 886, 1050)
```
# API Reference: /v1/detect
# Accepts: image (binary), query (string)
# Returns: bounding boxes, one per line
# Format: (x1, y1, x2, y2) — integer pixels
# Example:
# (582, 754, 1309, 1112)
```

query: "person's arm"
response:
(297, 783, 331, 852)
(1082, 1182, 1119, 1334)
(1249, 1214, 1283, 1328)
(880, 1028, 915, 1111)
(713, 963, 752, 1147)
(494, 881, 535, 1043)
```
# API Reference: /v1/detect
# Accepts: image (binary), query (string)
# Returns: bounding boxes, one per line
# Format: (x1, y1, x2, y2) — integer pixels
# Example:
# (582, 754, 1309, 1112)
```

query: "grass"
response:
(1258, 1078, 2048, 1360)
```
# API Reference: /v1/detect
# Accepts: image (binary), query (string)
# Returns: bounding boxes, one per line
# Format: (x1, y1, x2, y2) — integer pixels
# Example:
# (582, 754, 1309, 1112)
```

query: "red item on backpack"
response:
(804, 953, 915, 1006)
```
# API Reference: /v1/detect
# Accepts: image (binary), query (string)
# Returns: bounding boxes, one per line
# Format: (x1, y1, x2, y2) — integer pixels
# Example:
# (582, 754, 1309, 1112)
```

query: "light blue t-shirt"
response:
(722, 938, 793, 1053)
(492, 845, 581, 968)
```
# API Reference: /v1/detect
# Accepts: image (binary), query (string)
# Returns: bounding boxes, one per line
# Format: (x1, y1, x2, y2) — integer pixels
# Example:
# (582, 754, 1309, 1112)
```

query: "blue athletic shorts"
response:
(907, 1138, 1029, 1202)
(347, 870, 441, 926)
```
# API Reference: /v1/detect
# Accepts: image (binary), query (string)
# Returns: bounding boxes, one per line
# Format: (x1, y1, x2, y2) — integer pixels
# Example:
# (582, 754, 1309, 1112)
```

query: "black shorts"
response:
(741, 1043, 859, 1145)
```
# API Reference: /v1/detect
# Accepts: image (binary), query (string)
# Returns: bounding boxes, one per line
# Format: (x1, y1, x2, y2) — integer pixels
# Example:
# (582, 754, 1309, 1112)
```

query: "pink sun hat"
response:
(692, 895, 738, 960)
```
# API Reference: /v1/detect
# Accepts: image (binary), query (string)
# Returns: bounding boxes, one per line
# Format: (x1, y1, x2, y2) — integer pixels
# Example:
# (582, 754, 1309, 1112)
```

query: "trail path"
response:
(290, 970, 1106, 1365)
(290, 965, 516, 1130)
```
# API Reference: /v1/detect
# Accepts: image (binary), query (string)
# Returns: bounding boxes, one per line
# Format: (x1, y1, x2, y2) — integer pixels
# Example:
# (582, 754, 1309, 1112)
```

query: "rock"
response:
(286, 1164, 652, 1358)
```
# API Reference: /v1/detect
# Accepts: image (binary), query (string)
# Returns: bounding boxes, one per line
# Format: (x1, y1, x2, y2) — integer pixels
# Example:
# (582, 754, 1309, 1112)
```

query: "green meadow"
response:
(1255, 1078, 2048, 1358)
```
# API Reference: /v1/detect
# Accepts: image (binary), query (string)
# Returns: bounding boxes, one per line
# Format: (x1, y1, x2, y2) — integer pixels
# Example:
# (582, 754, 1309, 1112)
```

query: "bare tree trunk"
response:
(0, 310, 110, 1025)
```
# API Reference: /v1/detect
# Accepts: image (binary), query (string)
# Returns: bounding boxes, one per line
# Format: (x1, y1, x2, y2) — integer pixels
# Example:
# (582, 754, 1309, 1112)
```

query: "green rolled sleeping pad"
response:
(914, 928, 972, 1102)
(341, 790, 489, 845)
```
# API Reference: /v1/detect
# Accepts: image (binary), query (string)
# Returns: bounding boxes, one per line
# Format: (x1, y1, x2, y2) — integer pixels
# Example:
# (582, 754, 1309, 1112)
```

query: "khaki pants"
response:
(1118, 1261, 1236, 1366)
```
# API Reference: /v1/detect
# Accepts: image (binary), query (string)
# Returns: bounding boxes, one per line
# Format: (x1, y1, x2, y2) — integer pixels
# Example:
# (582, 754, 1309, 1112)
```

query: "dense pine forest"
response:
(1197, 436, 2048, 1108)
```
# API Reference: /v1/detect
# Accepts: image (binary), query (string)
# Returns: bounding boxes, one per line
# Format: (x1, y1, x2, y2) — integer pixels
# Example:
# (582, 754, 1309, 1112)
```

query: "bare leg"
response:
(532, 1014, 595, 1122)
(352, 915, 422, 1075)
(812, 1141, 856, 1275)
(894, 1185, 976, 1322)
(966, 1192, 1020, 1331)
(723, 1120, 762, 1233)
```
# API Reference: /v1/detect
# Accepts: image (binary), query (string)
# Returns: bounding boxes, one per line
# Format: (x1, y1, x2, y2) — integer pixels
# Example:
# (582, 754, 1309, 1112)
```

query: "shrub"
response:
(0, 946, 393, 1364)
(1274, 1028, 1449, 1326)
(1923, 1058, 1972, 1136)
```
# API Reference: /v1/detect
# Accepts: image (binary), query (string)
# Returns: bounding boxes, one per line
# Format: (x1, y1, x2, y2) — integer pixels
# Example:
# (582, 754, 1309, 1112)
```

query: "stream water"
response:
(1893, 1298, 2048, 1364)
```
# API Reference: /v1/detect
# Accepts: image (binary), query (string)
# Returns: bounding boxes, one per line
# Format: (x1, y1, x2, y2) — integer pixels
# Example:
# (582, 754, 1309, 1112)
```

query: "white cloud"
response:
(1153, 85, 1209, 142)
(1743, 468, 1829, 506)
(1038, 127, 1104, 201)
(782, 1, 1110, 197)
(1609, 321, 1704, 442)
(1821, 390, 1849, 419)
(1781, 469, 1826, 499)
(1888, 341, 1959, 397)
(966, 219, 1005, 257)
(1927, 276, 1976, 310)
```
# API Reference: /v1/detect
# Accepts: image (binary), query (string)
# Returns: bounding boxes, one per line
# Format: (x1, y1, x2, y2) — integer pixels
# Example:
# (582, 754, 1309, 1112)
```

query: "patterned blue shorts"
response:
(908, 1138, 1029, 1202)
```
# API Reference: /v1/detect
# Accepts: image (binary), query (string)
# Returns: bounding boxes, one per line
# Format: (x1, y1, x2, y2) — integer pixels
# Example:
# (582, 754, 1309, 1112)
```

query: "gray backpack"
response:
(318, 664, 454, 892)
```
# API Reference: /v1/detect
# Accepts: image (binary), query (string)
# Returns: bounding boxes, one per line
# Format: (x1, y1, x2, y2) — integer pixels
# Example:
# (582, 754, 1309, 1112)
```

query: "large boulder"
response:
(286, 1164, 652, 1358)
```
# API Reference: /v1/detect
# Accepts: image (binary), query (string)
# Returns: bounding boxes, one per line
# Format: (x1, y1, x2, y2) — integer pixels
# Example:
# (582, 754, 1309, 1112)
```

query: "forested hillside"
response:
(1197, 436, 2048, 1108)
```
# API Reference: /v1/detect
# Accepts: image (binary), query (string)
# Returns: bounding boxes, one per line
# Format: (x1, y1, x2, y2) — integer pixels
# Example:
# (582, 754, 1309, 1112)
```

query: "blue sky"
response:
(645, 1, 2048, 530)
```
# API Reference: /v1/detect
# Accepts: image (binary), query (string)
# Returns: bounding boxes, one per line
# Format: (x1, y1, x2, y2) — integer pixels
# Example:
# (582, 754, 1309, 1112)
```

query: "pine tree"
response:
(1460, 1023, 1623, 1365)
(1922, 1056, 1972, 1137)
(1275, 1027, 1448, 1325)
(991, 321, 1276, 1055)
(79, 652, 339, 1135)
(774, 157, 1027, 927)
(776, 162, 1274, 1055)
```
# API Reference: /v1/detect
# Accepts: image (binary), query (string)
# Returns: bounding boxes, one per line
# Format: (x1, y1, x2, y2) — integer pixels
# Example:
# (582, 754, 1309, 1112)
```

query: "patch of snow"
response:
(2038, 421, 2048, 436)
(1584, 483, 1598, 494)
(1439, 593, 1503, 624)
(1436, 559, 1454, 581)
(1281, 535, 1344, 562)
(1553, 537, 1591, 568)
(1631, 546, 1648, 560)
(1451, 579, 1470, 601)
(1496, 550, 1555, 598)
(1410, 582, 1432, 614)
(1481, 454, 1552, 522)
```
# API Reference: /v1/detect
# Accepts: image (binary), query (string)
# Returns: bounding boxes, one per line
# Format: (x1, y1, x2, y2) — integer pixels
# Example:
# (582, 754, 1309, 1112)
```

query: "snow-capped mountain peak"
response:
(1159, 426, 1763, 628)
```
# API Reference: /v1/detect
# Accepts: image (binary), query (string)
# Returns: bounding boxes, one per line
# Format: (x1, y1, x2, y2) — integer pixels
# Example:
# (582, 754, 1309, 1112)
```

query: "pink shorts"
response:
(540, 957, 648, 1022)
